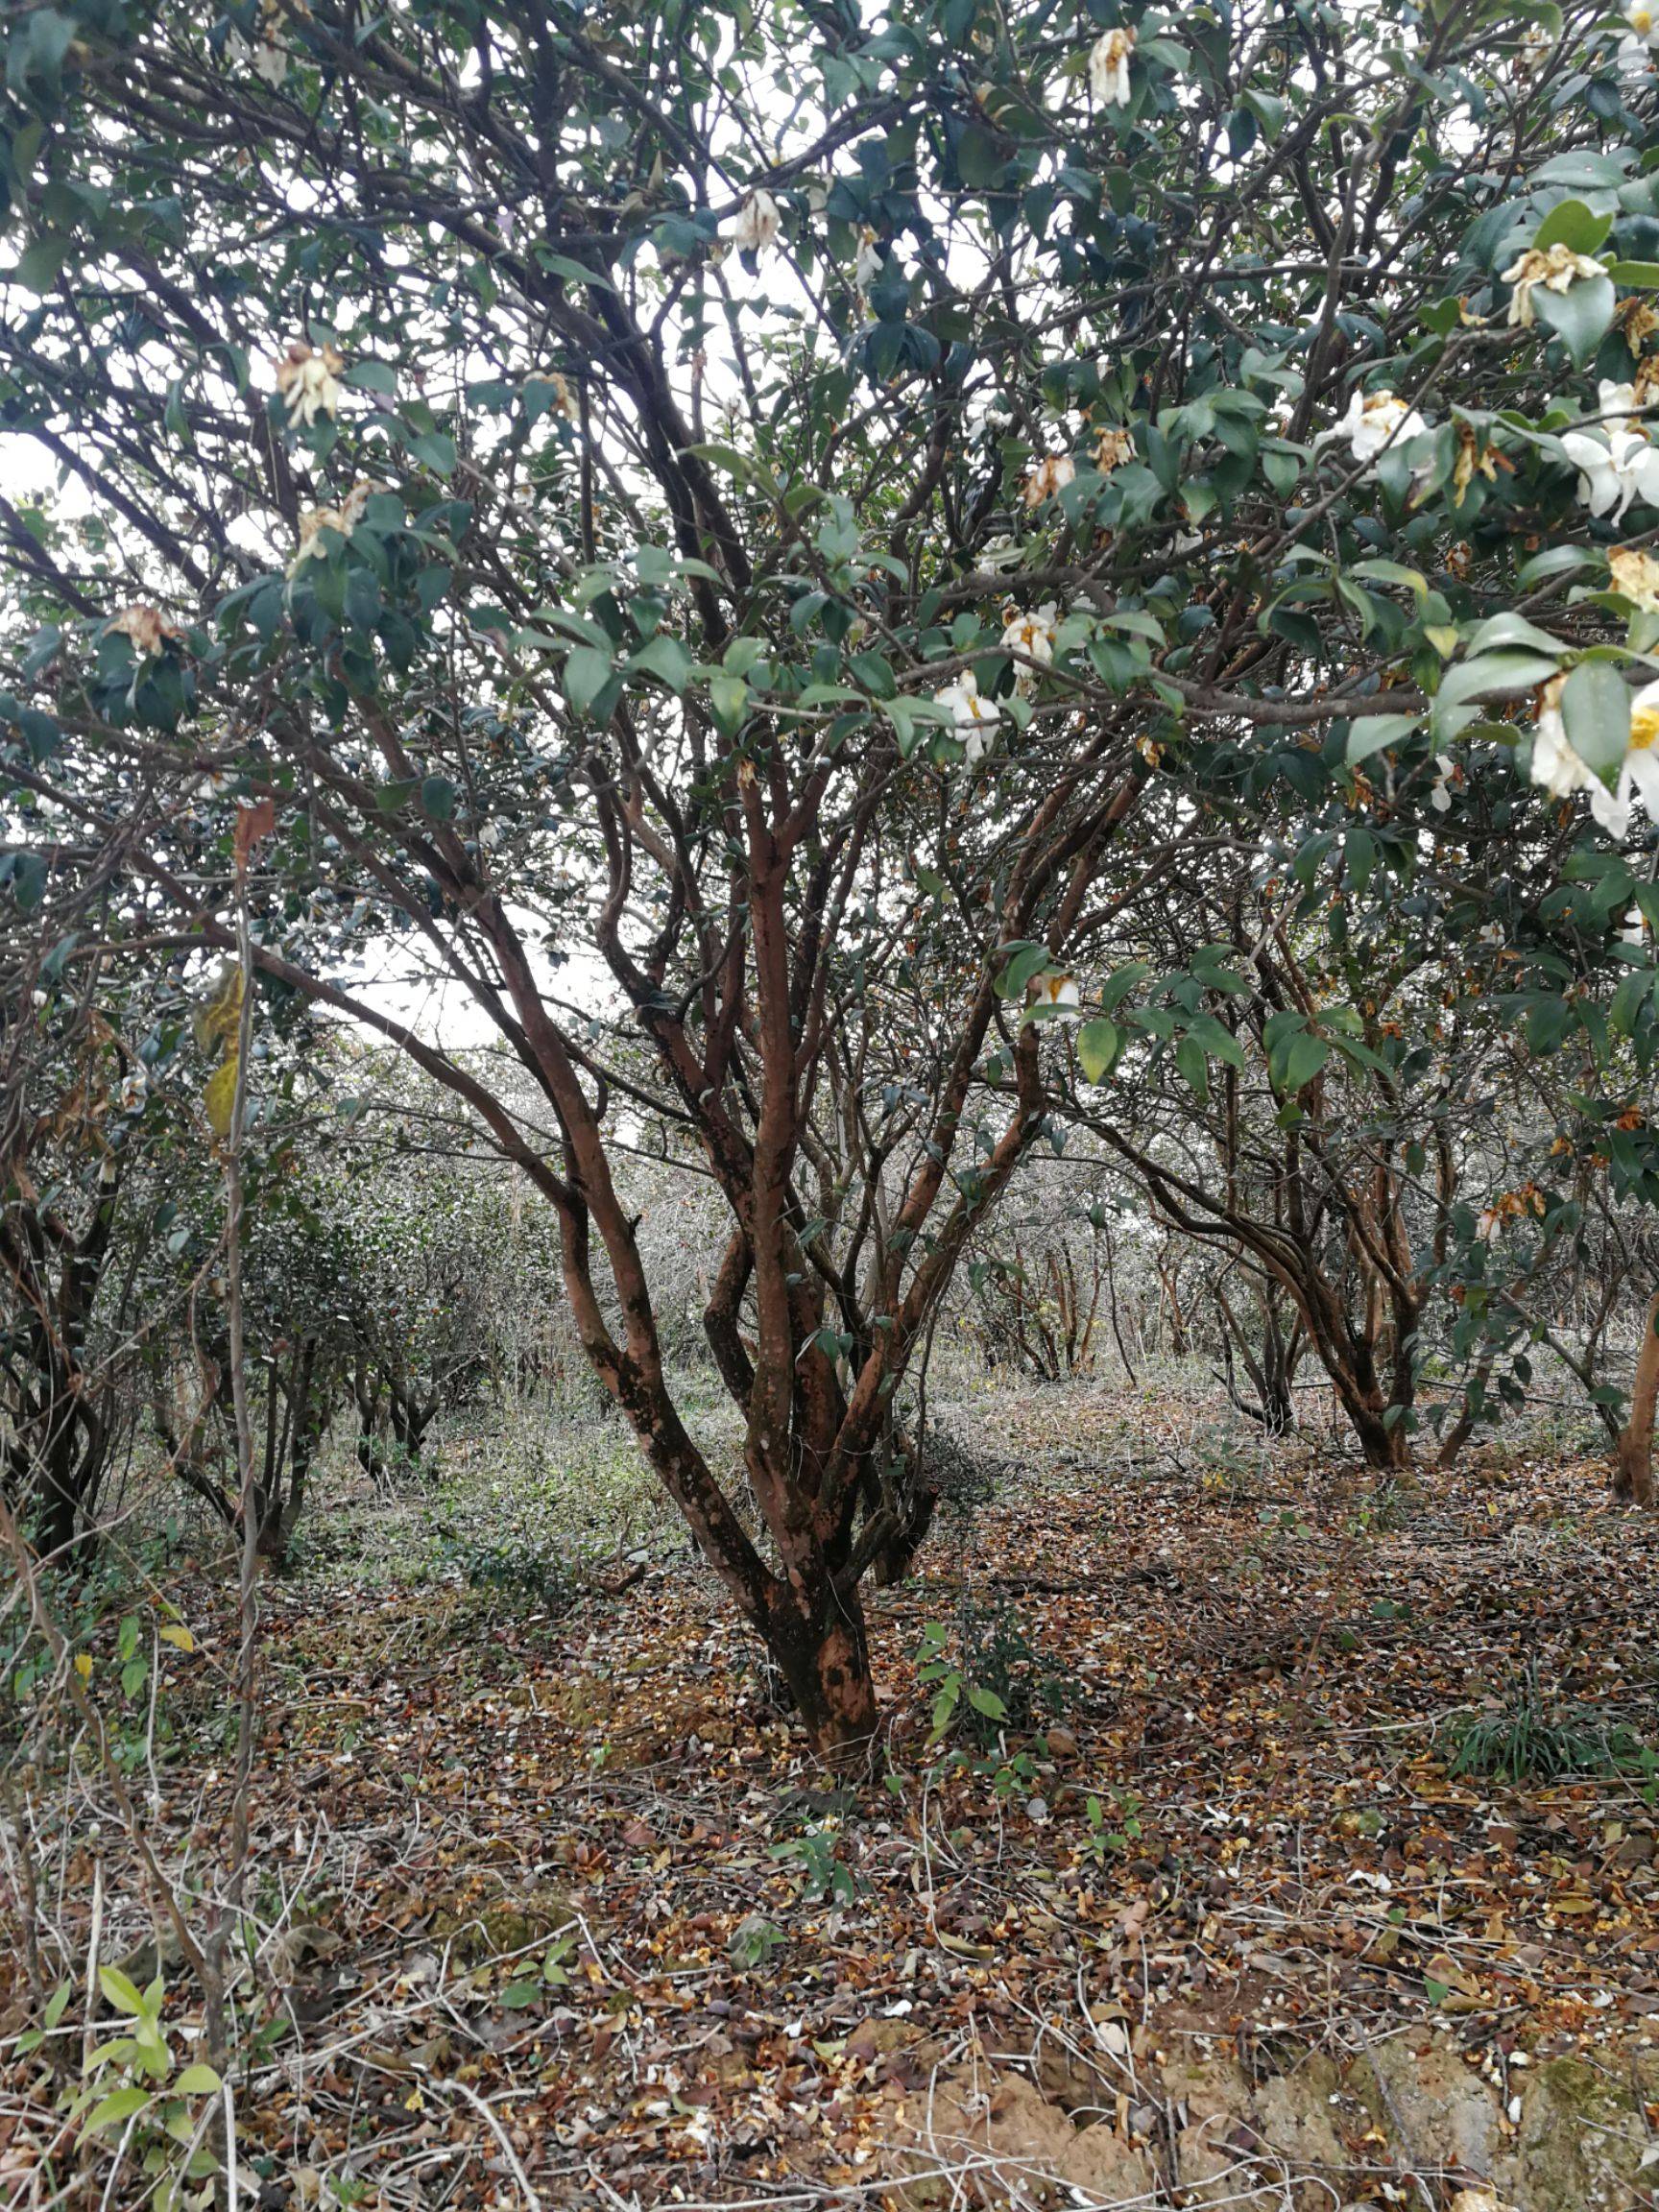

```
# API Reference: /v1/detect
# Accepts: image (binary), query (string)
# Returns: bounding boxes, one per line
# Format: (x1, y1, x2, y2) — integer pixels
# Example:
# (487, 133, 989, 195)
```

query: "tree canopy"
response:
(8, 0, 1659, 1757)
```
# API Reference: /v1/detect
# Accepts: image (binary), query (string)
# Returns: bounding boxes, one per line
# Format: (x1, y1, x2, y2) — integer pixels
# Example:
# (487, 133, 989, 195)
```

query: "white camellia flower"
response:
(275, 340, 345, 427)
(117, 1069, 148, 1114)
(108, 604, 180, 658)
(1608, 545, 1659, 609)
(1623, 0, 1659, 51)
(229, 1, 296, 86)
(854, 228, 882, 292)
(228, 26, 291, 84)
(1088, 27, 1135, 106)
(291, 480, 377, 570)
(1093, 423, 1135, 473)
(1621, 904, 1648, 947)
(1430, 756, 1456, 812)
(1516, 21, 1553, 77)
(1527, 674, 1630, 837)
(1031, 971, 1082, 1015)
(1321, 387, 1430, 466)
(976, 536, 1026, 572)
(1594, 377, 1642, 431)
(1618, 677, 1659, 822)
(1023, 453, 1076, 507)
(1558, 423, 1659, 519)
(1500, 241, 1608, 329)
(935, 671, 1002, 763)
(730, 189, 782, 257)
(999, 602, 1059, 684)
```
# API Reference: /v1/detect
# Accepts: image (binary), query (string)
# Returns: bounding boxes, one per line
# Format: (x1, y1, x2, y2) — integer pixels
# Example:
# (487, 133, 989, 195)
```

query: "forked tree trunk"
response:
(1338, 1384, 1412, 1472)
(1436, 1347, 1498, 1471)
(864, 1423, 938, 1589)
(1614, 1287, 1659, 1506)
(34, 1408, 84, 1563)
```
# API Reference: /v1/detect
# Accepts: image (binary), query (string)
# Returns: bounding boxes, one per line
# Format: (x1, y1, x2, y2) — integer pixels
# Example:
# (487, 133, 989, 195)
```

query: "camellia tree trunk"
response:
(1082, 1029, 1426, 1475)
(0, 1152, 124, 1566)
(1614, 1288, 1659, 1507)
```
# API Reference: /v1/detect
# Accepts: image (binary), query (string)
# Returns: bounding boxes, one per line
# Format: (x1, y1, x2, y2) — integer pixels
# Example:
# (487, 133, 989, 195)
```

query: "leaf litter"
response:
(6, 1384, 1659, 2207)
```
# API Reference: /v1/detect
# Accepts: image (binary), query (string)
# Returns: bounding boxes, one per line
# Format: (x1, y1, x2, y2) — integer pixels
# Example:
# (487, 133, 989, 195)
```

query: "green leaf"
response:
(536, 250, 616, 293)
(1283, 1032, 1330, 1089)
(1559, 659, 1630, 781)
(879, 694, 923, 754)
(173, 2064, 223, 2096)
(966, 1683, 1007, 1719)
(1174, 1032, 1210, 1098)
(1077, 1018, 1119, 1084)
(420, 775, 456, 821)
(345, 361, 398, 394)
(1463, 611, 1569, 658)
(1434, 649, 1561, 718)
(1185, 1014, 1245, 1068)
(1266, 1020, 1331, 1093)
(1531, 198, 1614, 256)
(956, 122, 1008, 188)
(628, 635, 691, 692)
(1101, 609, 1167, 644)
(397, 421, 458, 474)
(709, 673, 749, 732)
(7, 849, 45, 912)
(1529, 273, 1616, 369)
(996, 943, 1052, 999)
(1517, 544, 1593, 589)
(13, 233, 70, 292)
(86, 2087, 152, 2129)
(98, 1967, 145, 2018)
(681, 442, 761, 487)
(1347, 711, 1424, 765)
(1099, 961, 1149, 1012)
(564, 644, 614, 715)
(1349, 558, 1428, 600)
(929, 1680, 961, 1739)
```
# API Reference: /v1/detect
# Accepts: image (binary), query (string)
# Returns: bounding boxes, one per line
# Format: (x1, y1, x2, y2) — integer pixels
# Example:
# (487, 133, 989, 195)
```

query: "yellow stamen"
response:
(1630, 706, 1659, 751)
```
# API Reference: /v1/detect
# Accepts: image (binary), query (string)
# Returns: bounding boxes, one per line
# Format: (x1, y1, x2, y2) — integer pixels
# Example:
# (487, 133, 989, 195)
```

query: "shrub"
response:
(437, 1527, 575, 1612)
(917, 1593, 1070, 1747)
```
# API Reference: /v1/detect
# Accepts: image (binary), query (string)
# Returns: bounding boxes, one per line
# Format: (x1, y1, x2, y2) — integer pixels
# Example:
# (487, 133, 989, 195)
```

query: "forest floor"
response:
(6, 1376, 1659, 2209)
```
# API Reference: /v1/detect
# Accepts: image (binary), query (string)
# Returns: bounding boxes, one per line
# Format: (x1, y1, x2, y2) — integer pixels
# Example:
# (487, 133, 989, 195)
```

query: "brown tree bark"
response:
(1614, 1287, 1659, 1506)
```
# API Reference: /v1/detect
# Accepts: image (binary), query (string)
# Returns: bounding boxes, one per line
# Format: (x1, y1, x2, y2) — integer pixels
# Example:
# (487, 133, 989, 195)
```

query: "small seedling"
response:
(728, 1915, 786, 1969)
(1079, 1787, 1145, 1864)
(770, 1822, 861, 1905)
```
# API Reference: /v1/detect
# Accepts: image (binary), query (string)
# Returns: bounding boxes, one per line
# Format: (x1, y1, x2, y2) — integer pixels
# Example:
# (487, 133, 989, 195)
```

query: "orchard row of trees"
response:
(0, 994, 541, 1570)
(7, 874, 1656, 1559)
(8, 0, 1659, 1760)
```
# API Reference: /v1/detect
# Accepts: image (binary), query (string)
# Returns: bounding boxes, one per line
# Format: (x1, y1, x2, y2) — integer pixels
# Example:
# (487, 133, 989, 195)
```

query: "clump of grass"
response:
(1438, 1663, 1647, 1784)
